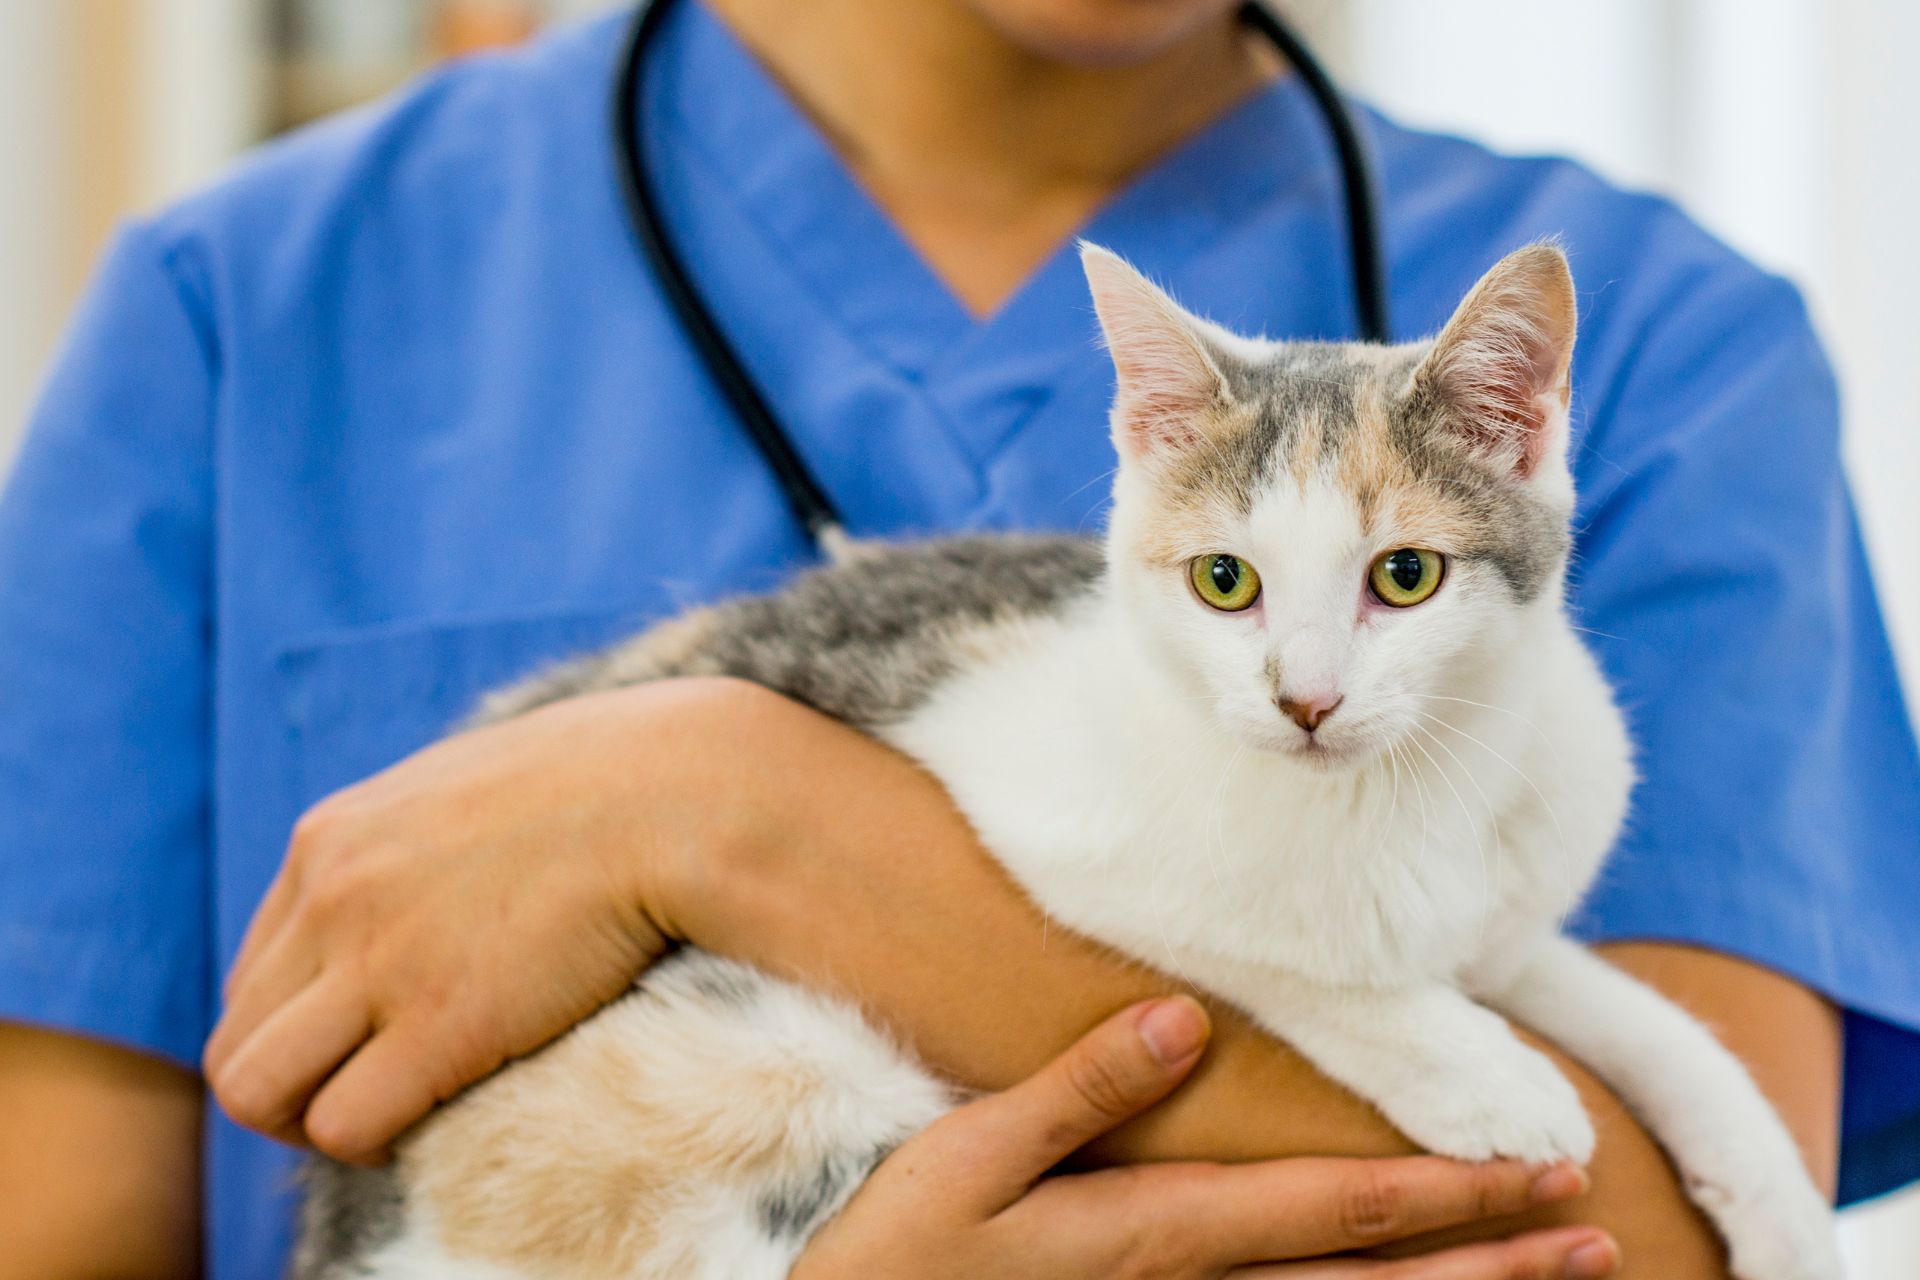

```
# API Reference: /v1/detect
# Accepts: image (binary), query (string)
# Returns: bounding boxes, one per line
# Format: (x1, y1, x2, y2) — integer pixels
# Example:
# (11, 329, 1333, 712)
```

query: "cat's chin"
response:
(1287, 736, 1367, 770)
(1246, 727, 1371, 770)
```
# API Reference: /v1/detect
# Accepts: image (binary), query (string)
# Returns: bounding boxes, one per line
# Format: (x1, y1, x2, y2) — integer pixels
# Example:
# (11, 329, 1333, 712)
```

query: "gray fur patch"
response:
(291, 537, 1100, 1277)
(682, 960, 764, 1009)
(485, 534, 1105, 730)
(1390, 375, 1568, 601)
(289, 1159, 406, 1280)
(755, 1142, 898, 1242)
(1172, 341, 1365, 515)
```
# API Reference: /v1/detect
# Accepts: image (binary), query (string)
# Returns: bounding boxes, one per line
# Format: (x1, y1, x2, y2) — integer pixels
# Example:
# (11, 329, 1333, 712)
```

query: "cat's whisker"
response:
(1414, 721, 1512, 954)
(1068, 464, 1123, 532)
(1410, 692, 1565, 769)
(1204, 742, 1252, 903)
(1370, 737, 1405, 855)
(1387, 738, 1406, 829)
(1407, 739, 1437, 890)
(1412, 709, 1566, 850)
(1410, 692, 1555, 746)
(1413, 720, 1505, 877)
(1404, 740, 1439, 886)
(1409, 709, 1583, 913)
(1406, 727, 1492, 940)
(1062, 463, 1120, 508)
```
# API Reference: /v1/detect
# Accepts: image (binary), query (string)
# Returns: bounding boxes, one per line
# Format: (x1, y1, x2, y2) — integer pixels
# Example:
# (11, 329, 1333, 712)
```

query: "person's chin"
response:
(965, 0, 1227, 67)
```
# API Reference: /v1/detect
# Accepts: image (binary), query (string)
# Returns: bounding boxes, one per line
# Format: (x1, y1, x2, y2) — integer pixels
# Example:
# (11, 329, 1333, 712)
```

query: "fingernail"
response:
(1136, 996, 1209, 1065)
(1531, 1164, 1590, 1204)
(1565, 1235, 1619, 1279)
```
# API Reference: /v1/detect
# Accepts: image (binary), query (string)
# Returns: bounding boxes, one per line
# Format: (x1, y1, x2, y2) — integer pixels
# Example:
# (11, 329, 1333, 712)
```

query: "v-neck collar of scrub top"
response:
(637, 0, 1334, 535)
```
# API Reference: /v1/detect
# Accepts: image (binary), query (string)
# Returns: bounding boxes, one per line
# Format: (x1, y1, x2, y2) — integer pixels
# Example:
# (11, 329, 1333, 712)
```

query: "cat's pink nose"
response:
(1277, 693, 1343, 733)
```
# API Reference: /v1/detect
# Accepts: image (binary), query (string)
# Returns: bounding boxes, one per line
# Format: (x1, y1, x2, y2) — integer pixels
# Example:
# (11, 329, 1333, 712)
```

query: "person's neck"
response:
(704, 0, 1278, 317)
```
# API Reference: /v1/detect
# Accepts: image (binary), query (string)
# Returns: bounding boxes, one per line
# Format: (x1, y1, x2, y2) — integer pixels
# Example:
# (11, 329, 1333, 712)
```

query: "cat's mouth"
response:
(1252, 721, 1369, 769)
(1285, 732, 1360, 768)
(1222, 702, 1376, 768)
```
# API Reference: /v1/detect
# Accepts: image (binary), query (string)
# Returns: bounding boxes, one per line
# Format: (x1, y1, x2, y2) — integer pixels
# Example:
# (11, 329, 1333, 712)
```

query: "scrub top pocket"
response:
(272, 603, 666, 815)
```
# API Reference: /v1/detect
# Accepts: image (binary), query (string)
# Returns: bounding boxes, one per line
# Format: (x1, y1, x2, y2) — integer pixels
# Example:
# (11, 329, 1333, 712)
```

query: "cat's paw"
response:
(1690, 1171, 1842, 1280)
(1381, 1045, 1594, 1164)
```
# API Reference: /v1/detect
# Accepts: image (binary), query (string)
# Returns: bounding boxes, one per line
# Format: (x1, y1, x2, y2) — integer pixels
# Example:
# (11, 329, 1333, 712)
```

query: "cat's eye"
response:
(1191, 554, 1262, 612)
(1368, 548, 1445, 607)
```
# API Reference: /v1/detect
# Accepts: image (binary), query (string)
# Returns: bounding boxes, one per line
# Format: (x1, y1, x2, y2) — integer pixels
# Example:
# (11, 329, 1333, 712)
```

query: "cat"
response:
(292, 243, 1839, 1280)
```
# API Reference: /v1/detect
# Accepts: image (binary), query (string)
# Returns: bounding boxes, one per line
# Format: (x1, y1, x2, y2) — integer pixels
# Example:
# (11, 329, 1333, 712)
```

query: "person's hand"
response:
(203, 676, 777, 1162)
(795, 996, 1619, 1279)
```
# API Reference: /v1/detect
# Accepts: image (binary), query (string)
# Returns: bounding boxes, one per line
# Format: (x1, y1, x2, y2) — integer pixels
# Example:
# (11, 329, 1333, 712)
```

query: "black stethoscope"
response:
(610, 0, 1389, 551)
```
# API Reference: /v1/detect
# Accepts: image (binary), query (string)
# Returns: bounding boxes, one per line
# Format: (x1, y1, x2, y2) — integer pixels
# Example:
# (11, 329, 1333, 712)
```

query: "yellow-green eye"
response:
(1191, 554, 1262, 612)
(1369, 548, 1445, 607)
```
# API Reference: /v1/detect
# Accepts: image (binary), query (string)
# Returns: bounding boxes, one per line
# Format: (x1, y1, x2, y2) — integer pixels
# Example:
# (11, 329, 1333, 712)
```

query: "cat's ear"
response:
(1080, 243, 1232, 461)
(1414, 243, 1576, 479)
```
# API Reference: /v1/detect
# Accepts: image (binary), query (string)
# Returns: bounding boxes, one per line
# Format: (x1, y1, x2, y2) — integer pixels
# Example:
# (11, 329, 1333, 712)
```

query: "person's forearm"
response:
(1386, 943, 1840, 1264)
(657, 687, 1735, 1277)
(0, 1025, 203, 1280)
(1593, 940, 1841, 1198)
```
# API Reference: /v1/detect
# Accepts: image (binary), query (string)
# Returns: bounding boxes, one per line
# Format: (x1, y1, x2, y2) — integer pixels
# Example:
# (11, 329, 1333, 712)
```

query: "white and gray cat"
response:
(294, 244, 1838, 1280)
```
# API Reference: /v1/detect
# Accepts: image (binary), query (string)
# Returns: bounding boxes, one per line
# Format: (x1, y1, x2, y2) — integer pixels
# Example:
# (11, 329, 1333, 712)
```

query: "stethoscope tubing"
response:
(610, 0, 845, 545)
(1236, 2, 1391, 346)
(609, 0, 1390, 549)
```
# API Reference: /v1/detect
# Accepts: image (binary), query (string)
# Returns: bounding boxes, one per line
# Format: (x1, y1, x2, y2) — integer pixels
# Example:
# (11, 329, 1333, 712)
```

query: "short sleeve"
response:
(1564, 260, 1920, 1203)
(0, 224, 216, 1068)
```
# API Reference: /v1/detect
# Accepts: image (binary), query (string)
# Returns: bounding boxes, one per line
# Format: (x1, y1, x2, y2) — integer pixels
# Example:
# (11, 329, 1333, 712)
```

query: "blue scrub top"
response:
(3, 4, 1917, 1275)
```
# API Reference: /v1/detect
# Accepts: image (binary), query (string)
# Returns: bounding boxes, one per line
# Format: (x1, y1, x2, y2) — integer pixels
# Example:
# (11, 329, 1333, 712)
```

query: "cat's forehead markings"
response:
(1159, 401, 1271, 524)
(1226, 344, 1404, 530)
(1286, 403, 1330, 486)
(1329, 369, 1411, 531)
(1154, 336, 1558, 586)
(1133, 448, 1255, 567)
(1370, 478, 1484, 554)
(1246, 471, 1367, 571)
(1153, 351, 1316, 518)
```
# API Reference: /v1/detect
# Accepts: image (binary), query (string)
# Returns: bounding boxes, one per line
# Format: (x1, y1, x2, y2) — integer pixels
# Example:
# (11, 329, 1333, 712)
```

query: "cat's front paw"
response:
(1690, 1171, 1841, 1280)
(1381, 1045, 1594, 1165)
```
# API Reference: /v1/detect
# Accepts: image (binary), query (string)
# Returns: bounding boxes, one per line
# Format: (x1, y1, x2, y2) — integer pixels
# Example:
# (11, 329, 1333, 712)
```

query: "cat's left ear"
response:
(1414, 243, 1577, 479)
(1080, 243, 1234, 463)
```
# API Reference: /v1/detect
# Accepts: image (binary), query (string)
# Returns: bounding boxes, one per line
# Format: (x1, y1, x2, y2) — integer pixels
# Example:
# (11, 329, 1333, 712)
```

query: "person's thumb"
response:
(936, 996, 1211, 1202)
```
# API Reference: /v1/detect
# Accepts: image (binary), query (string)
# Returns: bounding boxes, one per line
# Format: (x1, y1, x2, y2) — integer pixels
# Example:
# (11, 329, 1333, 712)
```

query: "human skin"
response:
(0, 1024, 202, 1280)
(703, 0, 1284, 316)
(792, 997, 1624, 1279)
(1, 996, 1620, 1280)
(202, 678, 1841, 1278)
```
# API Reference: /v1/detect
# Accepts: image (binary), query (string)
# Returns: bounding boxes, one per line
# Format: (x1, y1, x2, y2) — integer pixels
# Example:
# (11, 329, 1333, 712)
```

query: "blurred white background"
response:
(0, 0, 1914, 1273)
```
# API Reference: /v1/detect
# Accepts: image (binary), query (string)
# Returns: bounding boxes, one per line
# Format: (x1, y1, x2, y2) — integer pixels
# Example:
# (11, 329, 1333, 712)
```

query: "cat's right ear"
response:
(1413, 242, 1577, 480)
(1080, 243, 1232, 462)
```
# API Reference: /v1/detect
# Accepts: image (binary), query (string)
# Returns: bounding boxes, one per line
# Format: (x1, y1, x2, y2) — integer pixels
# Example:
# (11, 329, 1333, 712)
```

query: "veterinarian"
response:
(3, 0, 1917, 1275)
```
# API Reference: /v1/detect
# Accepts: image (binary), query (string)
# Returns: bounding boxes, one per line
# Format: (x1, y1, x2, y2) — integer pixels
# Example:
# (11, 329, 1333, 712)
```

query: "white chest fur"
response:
(886, 591, 1631, 991)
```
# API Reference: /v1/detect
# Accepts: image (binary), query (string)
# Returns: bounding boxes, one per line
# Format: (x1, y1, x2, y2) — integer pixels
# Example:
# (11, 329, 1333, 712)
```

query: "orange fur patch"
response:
(405, 994, 832, 1280)
(1335, 380, 1483, 552)
(1132, 405, 1263, 566)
